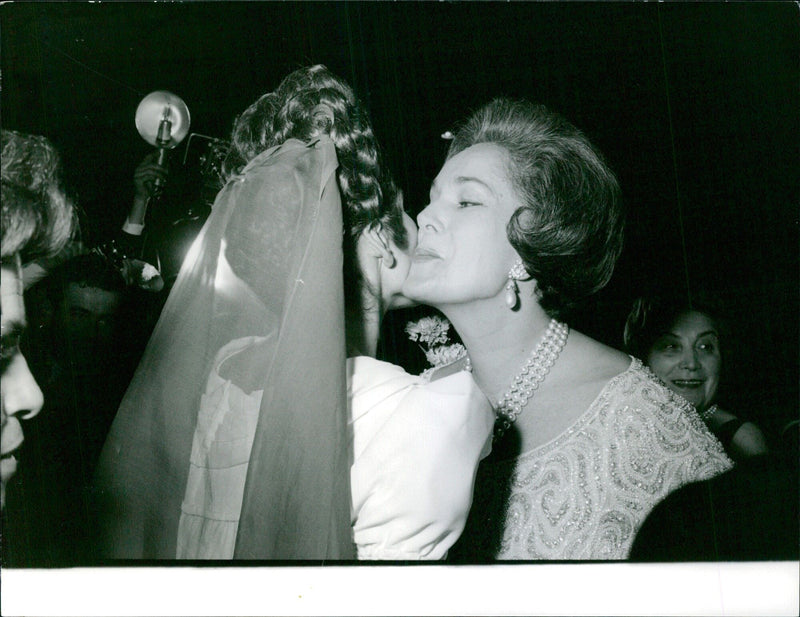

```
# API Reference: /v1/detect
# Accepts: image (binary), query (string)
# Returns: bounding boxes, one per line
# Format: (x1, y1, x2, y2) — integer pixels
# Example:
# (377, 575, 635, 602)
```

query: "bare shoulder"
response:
(559, 329, 631, 386)
(517, 330, 633, 449)
(731, 421, 770, 457)
(532, 330, 631, 416)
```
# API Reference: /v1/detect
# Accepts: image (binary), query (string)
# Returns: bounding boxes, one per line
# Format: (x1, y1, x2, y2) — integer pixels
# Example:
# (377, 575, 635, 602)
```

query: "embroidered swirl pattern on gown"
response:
(461, 358, 733, 560)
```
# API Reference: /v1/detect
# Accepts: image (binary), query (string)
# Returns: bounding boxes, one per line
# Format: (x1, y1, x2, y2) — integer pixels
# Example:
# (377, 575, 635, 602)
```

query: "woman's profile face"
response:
(646, 310, 721, 412)
(402, 143, 521, 307)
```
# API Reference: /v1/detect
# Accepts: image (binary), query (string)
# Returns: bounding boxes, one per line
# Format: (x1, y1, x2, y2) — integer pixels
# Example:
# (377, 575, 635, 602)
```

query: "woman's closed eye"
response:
(654, 340, 681, 353)
(0, 329, 23, 373)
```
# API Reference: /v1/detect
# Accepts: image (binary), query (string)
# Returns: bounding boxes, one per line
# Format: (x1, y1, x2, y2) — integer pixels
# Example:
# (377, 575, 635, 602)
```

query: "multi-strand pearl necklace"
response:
(492, 318, 569, 441)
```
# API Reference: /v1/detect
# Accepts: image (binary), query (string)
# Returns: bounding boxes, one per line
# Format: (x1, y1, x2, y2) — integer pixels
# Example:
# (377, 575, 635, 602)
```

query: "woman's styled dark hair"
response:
(223, 65, 406, 352)
(224, 64, 407, 250)
(447, 98, 624, 319)
(623, 294, 729, 362)
(1, 130, 75, 260)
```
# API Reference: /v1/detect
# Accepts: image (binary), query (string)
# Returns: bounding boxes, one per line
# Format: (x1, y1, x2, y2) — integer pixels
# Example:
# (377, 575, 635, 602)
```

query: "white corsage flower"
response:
(141, 262, 160, 282)
(406, 315, 469, 379)
(425, 343, 468, 368)
(405, 315, 452, 347)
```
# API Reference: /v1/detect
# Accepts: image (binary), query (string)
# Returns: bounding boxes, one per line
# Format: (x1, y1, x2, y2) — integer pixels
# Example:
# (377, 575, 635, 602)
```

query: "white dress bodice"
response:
(349, 356, 494, 559)
(177, 349, 494, 560)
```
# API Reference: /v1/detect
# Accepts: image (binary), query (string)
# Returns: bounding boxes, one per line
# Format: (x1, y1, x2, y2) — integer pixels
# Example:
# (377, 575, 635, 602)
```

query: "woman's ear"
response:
(311, 104, 335, 133)
(362, 225, 396, 268)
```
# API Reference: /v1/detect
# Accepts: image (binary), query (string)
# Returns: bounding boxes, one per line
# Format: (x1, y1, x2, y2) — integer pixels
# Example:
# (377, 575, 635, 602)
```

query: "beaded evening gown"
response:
(450, 358, 733, 561)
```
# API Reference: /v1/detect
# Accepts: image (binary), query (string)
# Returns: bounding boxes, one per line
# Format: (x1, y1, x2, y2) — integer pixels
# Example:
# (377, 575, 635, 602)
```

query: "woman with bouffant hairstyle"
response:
(446, 99, 624, 319)
(403, 98, 732, 560)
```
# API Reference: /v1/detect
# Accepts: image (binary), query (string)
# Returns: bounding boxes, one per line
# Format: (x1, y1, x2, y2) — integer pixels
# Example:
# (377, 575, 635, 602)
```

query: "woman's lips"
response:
(413, 247, 441, 261)
(1, 454, 18, 483)
(1, 434, 21, 485)
(1, 417, 24, 458)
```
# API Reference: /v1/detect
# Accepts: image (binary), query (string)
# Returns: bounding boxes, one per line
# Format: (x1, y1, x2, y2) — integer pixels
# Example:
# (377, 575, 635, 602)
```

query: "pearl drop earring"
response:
(504, 259, 527, 309)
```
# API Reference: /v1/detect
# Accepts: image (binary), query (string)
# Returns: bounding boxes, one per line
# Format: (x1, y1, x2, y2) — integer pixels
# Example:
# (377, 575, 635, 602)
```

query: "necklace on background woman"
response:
(701, 404, 719, 421)
(492, 318, 569, 441)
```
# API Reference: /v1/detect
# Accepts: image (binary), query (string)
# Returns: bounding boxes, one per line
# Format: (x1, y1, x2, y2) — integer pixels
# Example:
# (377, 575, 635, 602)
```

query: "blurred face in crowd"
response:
(646, 310, 721, 412)
(58, 283, 121, 373)
(1, 255, 44, 509)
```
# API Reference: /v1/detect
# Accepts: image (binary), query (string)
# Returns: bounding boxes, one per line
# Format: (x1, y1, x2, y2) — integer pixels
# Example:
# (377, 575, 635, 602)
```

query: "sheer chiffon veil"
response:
(93, 137, 355, 559)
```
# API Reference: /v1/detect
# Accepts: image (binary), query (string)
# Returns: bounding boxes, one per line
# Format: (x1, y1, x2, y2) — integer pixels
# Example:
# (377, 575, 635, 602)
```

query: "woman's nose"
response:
(679, 348, 700, 370)
(416, 204, 439, 234)
(2, 353, 44, 420)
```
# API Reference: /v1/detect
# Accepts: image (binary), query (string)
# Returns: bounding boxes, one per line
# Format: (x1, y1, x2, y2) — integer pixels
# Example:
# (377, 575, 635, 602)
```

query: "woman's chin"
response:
(670, 387, 705, 409)
(399, 278, 429, 304)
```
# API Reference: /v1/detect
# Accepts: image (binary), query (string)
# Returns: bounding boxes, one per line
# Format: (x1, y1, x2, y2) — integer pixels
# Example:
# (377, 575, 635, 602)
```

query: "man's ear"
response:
(362, 225, 396, 268)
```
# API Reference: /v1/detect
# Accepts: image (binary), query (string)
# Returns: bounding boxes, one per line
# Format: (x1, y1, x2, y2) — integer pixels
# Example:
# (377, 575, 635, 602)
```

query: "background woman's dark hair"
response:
(1, 129, 75, 260)
(223, 64, 406, 250)
(447, 98, 624, 319)
(623, 293, 730, 363)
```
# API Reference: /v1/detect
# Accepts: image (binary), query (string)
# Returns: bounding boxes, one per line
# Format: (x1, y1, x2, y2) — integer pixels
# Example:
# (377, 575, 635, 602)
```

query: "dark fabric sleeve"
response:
(629, 454, 799, 561)
(713, 417, 746, 450)
(116, 229, 145, 258)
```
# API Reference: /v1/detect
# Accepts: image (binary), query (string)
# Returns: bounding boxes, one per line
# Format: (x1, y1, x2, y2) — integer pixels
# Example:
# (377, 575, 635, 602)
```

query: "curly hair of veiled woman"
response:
(1, 129, 75, 259)
(224, 65, 406, 248)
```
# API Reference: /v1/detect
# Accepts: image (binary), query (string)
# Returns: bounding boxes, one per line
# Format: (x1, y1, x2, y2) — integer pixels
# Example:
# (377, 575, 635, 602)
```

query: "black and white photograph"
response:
(1, 2, 798, 615)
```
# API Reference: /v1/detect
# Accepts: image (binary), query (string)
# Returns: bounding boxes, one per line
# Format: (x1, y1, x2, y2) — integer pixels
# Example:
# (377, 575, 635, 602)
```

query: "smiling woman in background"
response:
(624, 295, 769, 461)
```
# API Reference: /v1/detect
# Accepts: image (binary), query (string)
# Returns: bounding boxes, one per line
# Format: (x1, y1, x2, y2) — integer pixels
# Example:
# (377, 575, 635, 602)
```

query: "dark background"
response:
(2, 1, 797, 440)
